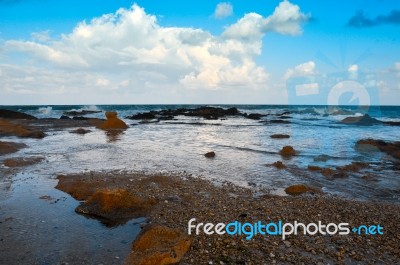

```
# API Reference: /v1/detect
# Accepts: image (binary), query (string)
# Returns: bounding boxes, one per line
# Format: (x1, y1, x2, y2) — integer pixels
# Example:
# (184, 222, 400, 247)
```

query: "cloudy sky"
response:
(0, 0, 399, 105)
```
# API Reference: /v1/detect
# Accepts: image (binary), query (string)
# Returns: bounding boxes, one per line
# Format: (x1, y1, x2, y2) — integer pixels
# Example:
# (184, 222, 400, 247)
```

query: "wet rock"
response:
(63, 110, 101, 116)
(0, 119, 45, 139)
(308, 165, 321, 171)
(355, 139, 400, 160)
(126, 224, 192, 265)
(284, 184, 320, 196)
(72, 116, 89, 120)
(70, 128, 91, 135)
(321, 168, 334, 177)
(270, 134, 290, 139)
(59, 115, 71, 120)
(313, 155, 330, 162)
(0, 109, 37, 120)
(128, 112, 157, 120)
(0, 141, 27, 156)
(272, 161, 286, 169)
(3, 156, 44, 167)
(246, 113, 263, 120)
(269, 119, 291, 124)
(341, 114, 381, 126)
(204, 151, 216, 158)
(97, 112, 128, 130)
(75, 189, 155, 226)
(336, 162, 368, 172)
(279, 146, 296, 157)
(332, 172, 348, 179)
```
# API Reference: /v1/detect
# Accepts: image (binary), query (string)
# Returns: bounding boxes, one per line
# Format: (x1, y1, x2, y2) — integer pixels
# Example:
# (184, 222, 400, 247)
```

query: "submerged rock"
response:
(0, 141, 27, 156)
(97, 111, 128, 130)
(3, 156, 44, 167)
(279, 146, 296, 157)
(0, 109, 37, 120)
(313, 154, 330, 162)
(284, 184, 320, 196)
(270, 134, 290, 139)
(272, 161, 286, 169)
(126, 224, 192, 265)
(0, 119, 45, 138)
(70, 128, 91, 134)
(341, 114, 381, 126)
(355, 139, 400, 160)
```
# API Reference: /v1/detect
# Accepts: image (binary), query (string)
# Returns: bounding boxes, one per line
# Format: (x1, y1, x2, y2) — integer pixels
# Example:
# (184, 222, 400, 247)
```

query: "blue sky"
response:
(0, 0, 399, 105)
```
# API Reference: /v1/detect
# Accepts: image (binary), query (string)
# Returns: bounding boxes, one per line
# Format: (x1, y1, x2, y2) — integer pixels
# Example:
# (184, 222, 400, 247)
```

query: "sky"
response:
(0, 0, 399, 105)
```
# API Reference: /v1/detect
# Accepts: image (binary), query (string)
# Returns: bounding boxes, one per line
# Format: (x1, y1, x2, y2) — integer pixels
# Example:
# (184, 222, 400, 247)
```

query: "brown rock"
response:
(284, 184, 319, 196)
(3, 156, 44, 167)
(0, 119, 45, 138)
(126, 224, 192, 265)
(308, 165, 321, 171)
(279, 146, 296, 157)
(321, 168, 334, 177)
(341, 114, 381, 125)
(272, 161, 286, 169)
(0, 141, 27, 156)
(97, 112, 128, 130)
(75, 189, 156, 225)
(70, 128, 91, 134)
(270, 134, 290, 139)
(204, 151, 215, 158)
(356, 139, 400, 160)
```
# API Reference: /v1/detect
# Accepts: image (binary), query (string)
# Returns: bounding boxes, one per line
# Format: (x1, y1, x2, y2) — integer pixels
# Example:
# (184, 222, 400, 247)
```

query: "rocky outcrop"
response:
(0, 141, 27, 155)
(63, 110, 101, 116)
(0, 109, 37, 120)
(272, 161, 286, 169)
(97, 112, 128, 130)
(126, 224, 192, 265)
(70, 128, 91, 134)
(0, 119, 45, 138)
(341, 114, 381, 125)
(3, 156, 44, 167)
(204, 151, 215, 158)
(355, 139, 400, 160)
(279, 146, 296, 157)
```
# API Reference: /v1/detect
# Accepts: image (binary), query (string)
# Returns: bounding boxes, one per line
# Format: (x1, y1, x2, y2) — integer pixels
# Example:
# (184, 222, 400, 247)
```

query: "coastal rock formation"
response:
(270, 134, 290, 139)
(75, 189, 155, 225)
(284, 184, 320, 196)
(272, 161, 286, 169)
(70, 128, 91, 134)
(0, 109, 37, 120)
(341, 114, 381, 125)
(97, 111, 128, 130)
(126, 224, 192, 265)
(355, 139, 400, 160)
(3, 156, 44, 167)
(0, 141, 27, 155)
(63, 110, 101, 116)
(279, 146, 296, 157)
(204, 151, 216, 158)
(0, 119, 45, 138)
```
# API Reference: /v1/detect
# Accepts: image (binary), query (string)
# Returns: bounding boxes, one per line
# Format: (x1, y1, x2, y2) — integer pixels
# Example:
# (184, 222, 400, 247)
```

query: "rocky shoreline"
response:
(55, 172, 400, 265)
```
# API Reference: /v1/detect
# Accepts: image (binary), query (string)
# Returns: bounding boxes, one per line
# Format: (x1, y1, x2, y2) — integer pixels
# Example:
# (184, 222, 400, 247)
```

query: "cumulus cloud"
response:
(347, 9, 400, 28)
(1, 1, 309, 103)
(348, 64, 358, 72)
(284, 61, 316, 79)
(214, 2, 233, 19)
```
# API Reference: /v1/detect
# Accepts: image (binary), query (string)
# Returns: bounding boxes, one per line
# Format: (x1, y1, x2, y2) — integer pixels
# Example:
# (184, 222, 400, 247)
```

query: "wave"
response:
(38, 106, 52, 115)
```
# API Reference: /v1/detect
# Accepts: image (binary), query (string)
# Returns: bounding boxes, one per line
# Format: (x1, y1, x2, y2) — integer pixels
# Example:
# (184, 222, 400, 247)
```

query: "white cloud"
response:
(348, 64, 358, 72)
(1, 2, 309, 104)
(284, 61, 316, 79)
(214, 2, 233, 19)
(223, 0, 309, 40)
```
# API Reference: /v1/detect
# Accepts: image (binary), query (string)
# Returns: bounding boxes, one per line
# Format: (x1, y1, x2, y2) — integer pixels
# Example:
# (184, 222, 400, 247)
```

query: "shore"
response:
(54, 171, 400, 264)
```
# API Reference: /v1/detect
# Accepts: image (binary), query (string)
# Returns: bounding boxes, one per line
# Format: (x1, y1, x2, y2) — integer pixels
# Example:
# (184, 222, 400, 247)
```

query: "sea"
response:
(1, 104, 400, 203)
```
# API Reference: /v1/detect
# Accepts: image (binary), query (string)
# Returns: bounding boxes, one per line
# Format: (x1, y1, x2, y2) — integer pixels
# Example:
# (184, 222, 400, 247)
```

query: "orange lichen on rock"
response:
(126, 224, 192, 265)
(97, 111, 128, 130)
(279, 146, 296, 157)
(284, 184, 320, 196)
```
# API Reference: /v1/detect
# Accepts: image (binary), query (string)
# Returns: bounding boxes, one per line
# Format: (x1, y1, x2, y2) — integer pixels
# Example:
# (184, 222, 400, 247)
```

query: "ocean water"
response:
(1, 104, 400, 203)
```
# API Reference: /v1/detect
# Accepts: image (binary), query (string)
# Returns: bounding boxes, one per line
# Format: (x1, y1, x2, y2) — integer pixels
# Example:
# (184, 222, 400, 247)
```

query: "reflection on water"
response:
(105, 129, 125, 143)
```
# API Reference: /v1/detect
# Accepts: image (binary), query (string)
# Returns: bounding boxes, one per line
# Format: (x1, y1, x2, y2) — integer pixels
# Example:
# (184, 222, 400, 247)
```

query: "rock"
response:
(70, 128, 91, 135)
(341, 114, 381, 126)
(272, 161, 286, 169)
(0, 109, 37, 120)
(97, 112, 128, 130)
(63, 110, 101, 116)
(75, 189, 155, 226)
(126, 224, 192, 265)
(59, 115, 71, 120)
(336, 162, 368, 172)
(308, 165, 321, 171)
(204, 151, 216, 158)
(270, 134, 290, 139)
(279, 146, 296, 157)
(0, 141, 27, 156)
(0, 119, 45, 139)
(313, 155, 330, 162)
(72, 116, 89, 120)
(246, 113, 263, 120)
(128, 112, 157, 120)
(355, 139, 400, 160)
(321, 168, 334, 177)
(284, 184, 319, 196)
(3, 156, 44, 167)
